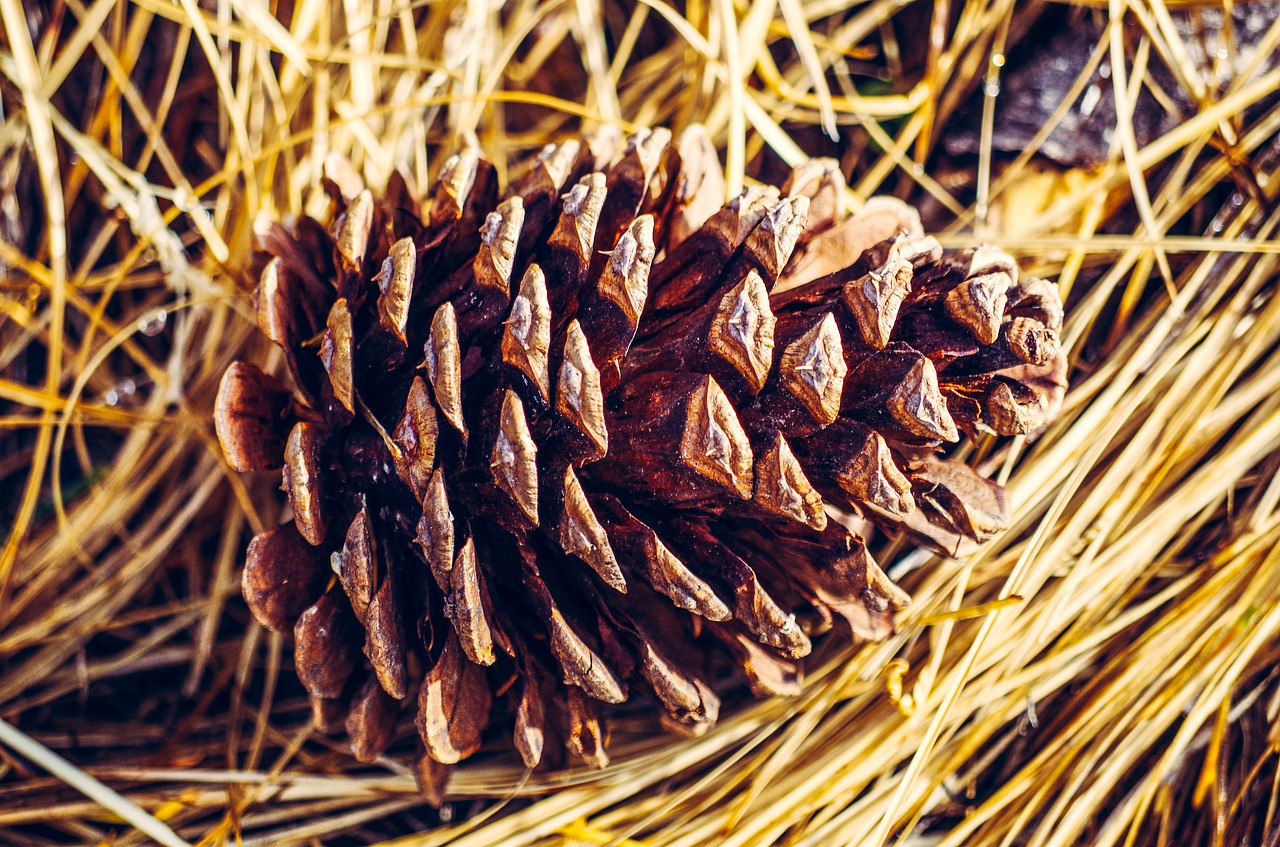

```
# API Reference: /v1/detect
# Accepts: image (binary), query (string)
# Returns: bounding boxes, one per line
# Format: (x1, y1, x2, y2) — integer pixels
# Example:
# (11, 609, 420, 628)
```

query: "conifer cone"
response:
(215, 126, 1066, 784)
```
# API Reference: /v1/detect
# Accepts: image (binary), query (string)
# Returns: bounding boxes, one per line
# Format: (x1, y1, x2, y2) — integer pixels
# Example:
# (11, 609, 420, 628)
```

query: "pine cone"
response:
(215, 126, 1066, 782)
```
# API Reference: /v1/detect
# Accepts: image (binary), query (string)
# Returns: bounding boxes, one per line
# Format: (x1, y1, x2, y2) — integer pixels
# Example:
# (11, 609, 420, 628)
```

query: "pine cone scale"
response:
(447, 538, 495, 666)
(417, 631, 490, 764)
(424, 304, 467, 438)
(500, 265, 553, 402)
(214, 361, 290, 472)
(294, 590, 360, 699)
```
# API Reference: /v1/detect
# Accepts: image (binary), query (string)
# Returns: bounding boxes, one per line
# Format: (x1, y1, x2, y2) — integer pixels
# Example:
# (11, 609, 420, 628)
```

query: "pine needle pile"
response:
(2, 2, 1280, 846)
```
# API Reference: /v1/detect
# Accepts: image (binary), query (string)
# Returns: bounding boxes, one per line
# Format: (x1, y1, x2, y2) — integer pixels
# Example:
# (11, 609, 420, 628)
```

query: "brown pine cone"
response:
(215, 126, 1066, 783)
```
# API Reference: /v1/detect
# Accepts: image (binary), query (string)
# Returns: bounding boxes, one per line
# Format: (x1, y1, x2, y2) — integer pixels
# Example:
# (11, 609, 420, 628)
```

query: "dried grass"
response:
(2, 0, 1279, 845)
